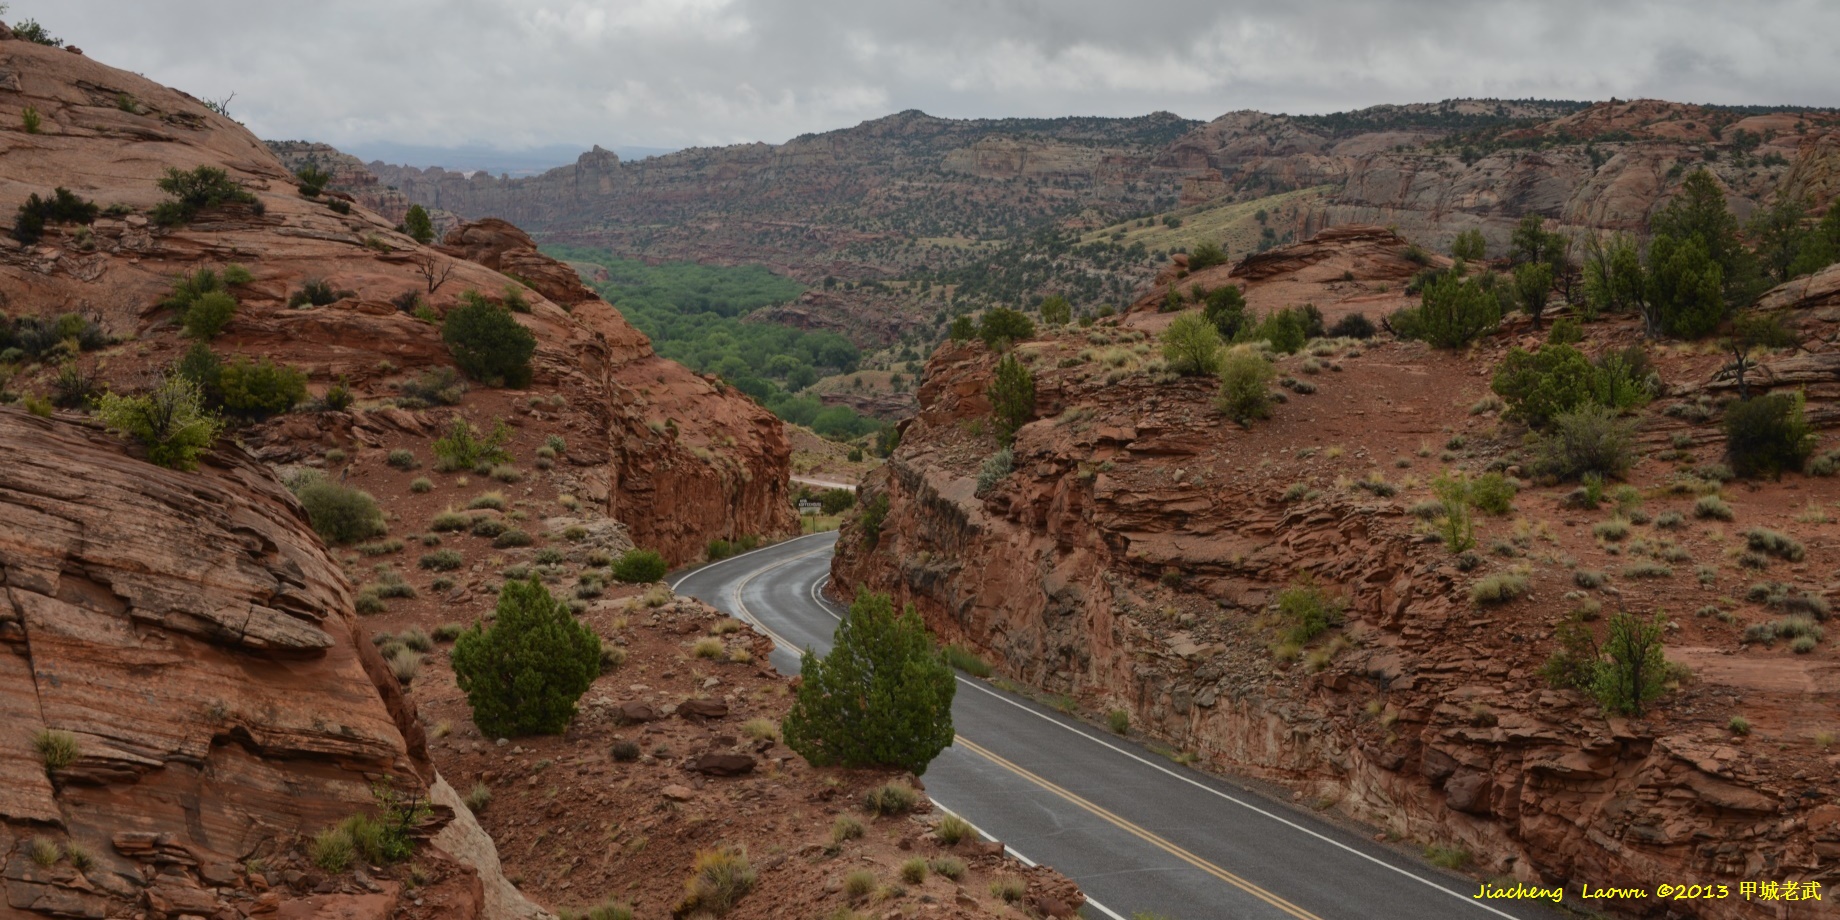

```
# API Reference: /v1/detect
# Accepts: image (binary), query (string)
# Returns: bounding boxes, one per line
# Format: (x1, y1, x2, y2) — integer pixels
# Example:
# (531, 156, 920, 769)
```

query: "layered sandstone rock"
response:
(0, 36, 793, 565)
(832, 301, 1840, 918)
(0, 407, 534, 919)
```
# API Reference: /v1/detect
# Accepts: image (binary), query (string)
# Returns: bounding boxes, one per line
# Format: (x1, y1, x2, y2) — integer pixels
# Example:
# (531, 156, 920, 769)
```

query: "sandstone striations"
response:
(0, 35, 793, 565)
(832, 255, 1840, 918)
(0, 407, 528, 920)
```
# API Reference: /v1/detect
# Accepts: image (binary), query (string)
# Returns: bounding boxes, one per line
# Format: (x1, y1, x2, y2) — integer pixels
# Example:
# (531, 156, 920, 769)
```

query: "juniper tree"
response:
(450, 578, 601, 737)
(782, 591, 955, 775)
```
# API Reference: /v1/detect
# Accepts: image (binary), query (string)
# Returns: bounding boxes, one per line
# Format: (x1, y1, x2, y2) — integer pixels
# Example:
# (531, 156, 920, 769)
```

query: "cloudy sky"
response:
(34, 0, 1840, 156)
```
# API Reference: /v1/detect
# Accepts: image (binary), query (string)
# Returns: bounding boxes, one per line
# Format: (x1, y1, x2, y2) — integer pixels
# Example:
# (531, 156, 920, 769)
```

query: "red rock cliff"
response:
(0, 408, 510, 919)
(832, 319, 1840, 919)
(0, 36, 794, 565)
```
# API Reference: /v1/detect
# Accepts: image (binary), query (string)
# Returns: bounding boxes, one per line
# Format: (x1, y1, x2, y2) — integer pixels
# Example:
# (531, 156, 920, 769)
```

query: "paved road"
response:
(674, 533, 1568, 920)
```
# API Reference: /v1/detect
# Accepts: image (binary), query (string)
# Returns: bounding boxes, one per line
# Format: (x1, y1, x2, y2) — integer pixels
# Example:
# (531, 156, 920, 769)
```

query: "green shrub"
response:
(1215, 347, 1275, 424)
(179, 290, 237, 340)
(403, 204, 435, 244)
(706, 539, 734, 561)
(443, 292, 536, 387)
(783, 591, 955, 775)
(1535, 405, 1635, 481)
(97, 376, 223, 471)
(862, 782, 920, 816)
(387, 449, 419, 470)
(1694, 495, 1735, 521)
(1490, 345, 1597, 429)
(1161, 313, 1223, 376)
(1107, 708, 1131, 734)
(451, 578, 601, 737)
(492, 529, 532, 548)
(929, 814, 976, 846)
(33, 729, 79, 773)
(930, 856, 967, 880)
(818, 488, 856, 515)
(1390, 272, 1500, 348)
(1622, 562, 1673, 578)
(217, 357, 306, 418)
(1240, 306, 1314, 354)
(310, 826, 354, 872)
(12, 187, 99, 245)
(433, 417, 513, 471)
(1745, 528, 1805, 562)
(611, 549, 667, 584)
(288, 278, 342, 309)
(419, 549, 464, 571)
(988, 353, 1035, 444)
(153, 166, 257, 225)
(975, 447, 1013, 496)
(1546, 316, 1583, 345)
(1328, 312, 1376, 339)
(294, 481, 386, 545)
(942, 644, 992, 678)
(1724, 392, 1815, 479)
(676, 846, 756, 916)
(1276, 579, 1344, 644)
(1593, 612, 1671, 715)
(977, 307, 1035, 348)
(1467, 472, 1518, 514)
(1188, 241, 1229, 270)
(400, 367, 467, 406)
(858, 493, 890, 549)
(1471, 571, 1530, 605)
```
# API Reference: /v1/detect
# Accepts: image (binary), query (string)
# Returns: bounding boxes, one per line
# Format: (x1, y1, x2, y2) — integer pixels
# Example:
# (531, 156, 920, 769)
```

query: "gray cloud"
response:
(35, 0, 1840, 152)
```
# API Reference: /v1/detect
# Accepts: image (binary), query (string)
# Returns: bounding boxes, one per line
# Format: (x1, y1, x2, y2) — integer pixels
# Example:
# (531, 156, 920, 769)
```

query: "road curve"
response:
(674, 533, 1567, 920)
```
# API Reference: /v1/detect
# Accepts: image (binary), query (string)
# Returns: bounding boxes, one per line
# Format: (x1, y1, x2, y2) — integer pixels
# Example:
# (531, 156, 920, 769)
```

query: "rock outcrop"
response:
(0, 407, 530, 919)
(0, 35, 794, 564)
(832, 301, 1840, 918)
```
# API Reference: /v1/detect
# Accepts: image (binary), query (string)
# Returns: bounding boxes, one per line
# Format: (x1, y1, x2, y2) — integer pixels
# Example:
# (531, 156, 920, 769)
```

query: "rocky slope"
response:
(0, 35, 794, 565)
(832, 243, 1840, 918)
(0, 407, 534, 920)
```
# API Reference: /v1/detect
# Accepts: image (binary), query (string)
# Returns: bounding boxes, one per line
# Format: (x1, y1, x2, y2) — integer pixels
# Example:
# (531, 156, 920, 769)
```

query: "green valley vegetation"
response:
(546, 246, 884, 440)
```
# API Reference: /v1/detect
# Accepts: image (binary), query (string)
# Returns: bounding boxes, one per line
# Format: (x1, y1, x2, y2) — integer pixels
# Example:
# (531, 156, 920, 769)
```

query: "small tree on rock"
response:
(451, 578, 602, 737)
(987, 353, 1034, 444)
(443, 291, 536, 387)
(403, 204, 435, 244)
(1592, 611, 1670, 716)
(1512, 261, 1554, 330)
(977, 307, 1034, 349)
(98, 375, 223, 471)
(782, 591, 956, 776)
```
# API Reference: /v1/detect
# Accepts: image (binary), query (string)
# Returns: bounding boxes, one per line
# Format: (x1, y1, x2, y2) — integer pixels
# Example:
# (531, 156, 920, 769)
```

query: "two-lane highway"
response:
(675, 533, 1566, 920)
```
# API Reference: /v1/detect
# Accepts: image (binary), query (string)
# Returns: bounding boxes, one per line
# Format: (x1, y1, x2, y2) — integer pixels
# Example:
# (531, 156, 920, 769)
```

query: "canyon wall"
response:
(831, 271, 1840, 918)
(1, 36, 793, 564)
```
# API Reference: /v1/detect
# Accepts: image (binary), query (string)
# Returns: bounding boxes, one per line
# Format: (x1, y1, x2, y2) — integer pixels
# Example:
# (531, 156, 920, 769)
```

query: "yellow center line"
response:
(954, 736, 1325, 920)
(727, 556, 1319, 919)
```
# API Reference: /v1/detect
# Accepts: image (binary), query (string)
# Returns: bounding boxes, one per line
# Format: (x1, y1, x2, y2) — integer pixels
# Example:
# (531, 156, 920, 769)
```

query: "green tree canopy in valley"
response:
(547, 246, 883, 439)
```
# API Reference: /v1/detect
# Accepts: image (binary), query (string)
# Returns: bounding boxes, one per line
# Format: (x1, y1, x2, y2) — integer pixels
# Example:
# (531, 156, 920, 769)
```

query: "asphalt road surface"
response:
(674, 533, 1568, 920)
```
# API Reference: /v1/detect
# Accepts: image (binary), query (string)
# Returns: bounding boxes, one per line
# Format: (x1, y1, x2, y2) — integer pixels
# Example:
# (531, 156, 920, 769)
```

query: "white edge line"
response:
(809, 577, 1524, 920)
(666, 529, 837, 593)
(709, 549, 1129, 920)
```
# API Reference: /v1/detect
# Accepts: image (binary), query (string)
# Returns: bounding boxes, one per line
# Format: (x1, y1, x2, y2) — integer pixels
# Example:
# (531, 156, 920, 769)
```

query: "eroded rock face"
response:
(0, 408, 500, 918)
(0, 37, 793, 565)
(831, 320, 1838, 919)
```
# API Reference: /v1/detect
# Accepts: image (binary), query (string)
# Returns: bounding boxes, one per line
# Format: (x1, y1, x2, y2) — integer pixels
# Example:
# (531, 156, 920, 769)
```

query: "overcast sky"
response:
(34, 0, 1840, 155)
